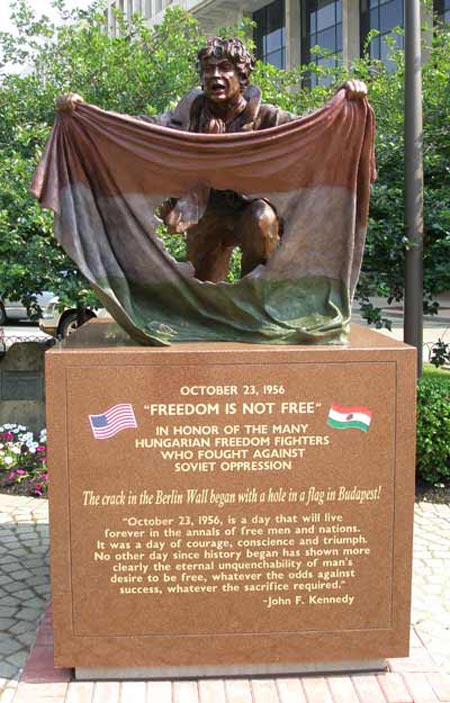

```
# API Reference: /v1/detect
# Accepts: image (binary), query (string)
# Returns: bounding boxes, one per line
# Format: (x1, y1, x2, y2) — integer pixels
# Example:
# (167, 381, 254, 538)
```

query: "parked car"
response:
(0, 292, 55, 325)
(39, 296, 109, 338)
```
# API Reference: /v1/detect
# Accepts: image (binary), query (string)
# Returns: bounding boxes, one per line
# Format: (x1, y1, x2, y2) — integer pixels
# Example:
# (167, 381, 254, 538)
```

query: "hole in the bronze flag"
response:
(155, 221, 188, 265)
(228, 247, 243, 283)
(154, 196, 282, 284)
(155, 199, 187, 264)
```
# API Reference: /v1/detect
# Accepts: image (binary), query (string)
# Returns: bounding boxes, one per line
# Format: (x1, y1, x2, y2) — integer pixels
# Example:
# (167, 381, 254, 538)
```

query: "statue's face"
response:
(201, 57, 241, 104)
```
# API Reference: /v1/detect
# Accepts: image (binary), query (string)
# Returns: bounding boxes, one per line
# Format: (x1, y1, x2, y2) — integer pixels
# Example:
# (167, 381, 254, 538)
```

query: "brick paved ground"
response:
(0, 496, 49, 703)
(0, 495, 449, 703)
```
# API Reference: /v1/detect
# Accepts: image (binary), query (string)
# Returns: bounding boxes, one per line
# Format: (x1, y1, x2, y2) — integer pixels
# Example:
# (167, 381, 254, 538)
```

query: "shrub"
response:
(0, 424, 48, 497)
(416, 366, 450, 484)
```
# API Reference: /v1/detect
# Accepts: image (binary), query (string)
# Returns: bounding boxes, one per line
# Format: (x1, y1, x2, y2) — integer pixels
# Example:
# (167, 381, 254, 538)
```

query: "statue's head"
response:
(197, 37, 255, 104)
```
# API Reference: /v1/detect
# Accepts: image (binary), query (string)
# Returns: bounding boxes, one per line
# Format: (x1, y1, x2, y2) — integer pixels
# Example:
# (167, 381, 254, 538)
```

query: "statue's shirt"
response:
(140, 86, 293, 134)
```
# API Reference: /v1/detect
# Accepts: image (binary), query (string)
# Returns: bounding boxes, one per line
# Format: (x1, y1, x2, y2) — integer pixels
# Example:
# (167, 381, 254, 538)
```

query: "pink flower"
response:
(16, 469, 26, 476)
(41, 473, 48, 481)
(37, 445, 46, 453)
(8, 471, 15, 480)
(1, 432, 14, 441)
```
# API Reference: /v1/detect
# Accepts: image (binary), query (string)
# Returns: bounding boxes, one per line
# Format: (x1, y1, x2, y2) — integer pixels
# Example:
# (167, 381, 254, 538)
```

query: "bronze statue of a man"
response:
(58, 37, 367, 283)
(155, 37, 295, 282)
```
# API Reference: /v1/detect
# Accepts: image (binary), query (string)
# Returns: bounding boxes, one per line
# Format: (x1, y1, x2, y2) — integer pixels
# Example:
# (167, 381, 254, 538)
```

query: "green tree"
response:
(0, 1, 449, 325)
(0, 0, 202, 313)
(254, 25, 450, 327)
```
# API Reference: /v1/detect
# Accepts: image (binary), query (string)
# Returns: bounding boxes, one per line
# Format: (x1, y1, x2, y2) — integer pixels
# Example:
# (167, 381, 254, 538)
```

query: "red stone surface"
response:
(46, 324, 416, 670)
(14, 607, 450, 703)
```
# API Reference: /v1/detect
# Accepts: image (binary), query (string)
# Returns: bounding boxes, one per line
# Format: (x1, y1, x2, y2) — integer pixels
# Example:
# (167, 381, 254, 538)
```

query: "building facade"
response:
(107, 0, 449, 70)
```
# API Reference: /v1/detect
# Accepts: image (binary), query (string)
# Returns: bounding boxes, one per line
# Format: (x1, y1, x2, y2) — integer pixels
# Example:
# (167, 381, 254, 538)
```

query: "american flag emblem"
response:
(89, 403, 137, 440)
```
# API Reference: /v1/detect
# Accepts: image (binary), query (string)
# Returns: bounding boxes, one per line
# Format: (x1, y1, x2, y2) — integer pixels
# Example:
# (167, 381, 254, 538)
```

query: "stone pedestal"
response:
(46, 322, 416, 676)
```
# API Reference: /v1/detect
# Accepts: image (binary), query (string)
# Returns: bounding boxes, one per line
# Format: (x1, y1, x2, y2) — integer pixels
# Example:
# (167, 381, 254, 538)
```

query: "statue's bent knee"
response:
(250, 200, 278, 228)
(242, 200, 280, 248)
(238, 199, 280, 277)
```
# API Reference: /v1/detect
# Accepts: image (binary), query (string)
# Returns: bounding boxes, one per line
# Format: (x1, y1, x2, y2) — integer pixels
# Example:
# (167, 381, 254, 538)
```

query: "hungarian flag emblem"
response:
(327, 403, 372, 432)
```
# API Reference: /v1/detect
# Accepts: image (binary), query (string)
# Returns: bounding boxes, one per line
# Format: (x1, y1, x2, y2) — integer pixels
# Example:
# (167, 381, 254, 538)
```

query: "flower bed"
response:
(0, 424, 48, 497)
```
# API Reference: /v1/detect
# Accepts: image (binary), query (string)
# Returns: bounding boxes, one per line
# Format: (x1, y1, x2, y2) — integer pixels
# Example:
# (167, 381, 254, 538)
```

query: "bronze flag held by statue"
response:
(32, 38, 375, 346)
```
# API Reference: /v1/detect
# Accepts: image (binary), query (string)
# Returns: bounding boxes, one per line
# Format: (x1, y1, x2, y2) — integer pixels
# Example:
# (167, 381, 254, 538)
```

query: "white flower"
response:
(4, 456, 13, 465)
(11, 446, 21, 454)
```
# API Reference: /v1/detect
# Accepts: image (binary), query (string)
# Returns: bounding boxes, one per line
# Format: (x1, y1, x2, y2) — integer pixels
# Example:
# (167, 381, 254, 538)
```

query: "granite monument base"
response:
(46, 321, 416, 677)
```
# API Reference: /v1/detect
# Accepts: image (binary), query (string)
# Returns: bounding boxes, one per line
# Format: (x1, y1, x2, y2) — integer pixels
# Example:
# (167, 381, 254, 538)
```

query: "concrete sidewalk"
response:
(351, 292, 450, 360)
(0, 493, 449, 703)
(0, 495, 49, 703)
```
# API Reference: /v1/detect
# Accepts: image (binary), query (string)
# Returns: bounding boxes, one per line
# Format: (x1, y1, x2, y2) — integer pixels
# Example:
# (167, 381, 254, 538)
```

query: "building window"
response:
(434, 0, 450, 21)
(253, 0, 286, 69)
(301, 0, 343, 81)
(360, 0, 404, 63)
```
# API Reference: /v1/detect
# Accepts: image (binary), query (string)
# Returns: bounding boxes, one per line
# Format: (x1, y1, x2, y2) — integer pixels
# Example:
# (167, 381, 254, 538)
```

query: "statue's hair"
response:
(197, 37, 255, 90)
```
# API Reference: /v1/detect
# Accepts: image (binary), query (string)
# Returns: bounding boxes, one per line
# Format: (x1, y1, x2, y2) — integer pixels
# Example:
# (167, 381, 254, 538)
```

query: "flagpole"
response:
(404, 0, 424, 377)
